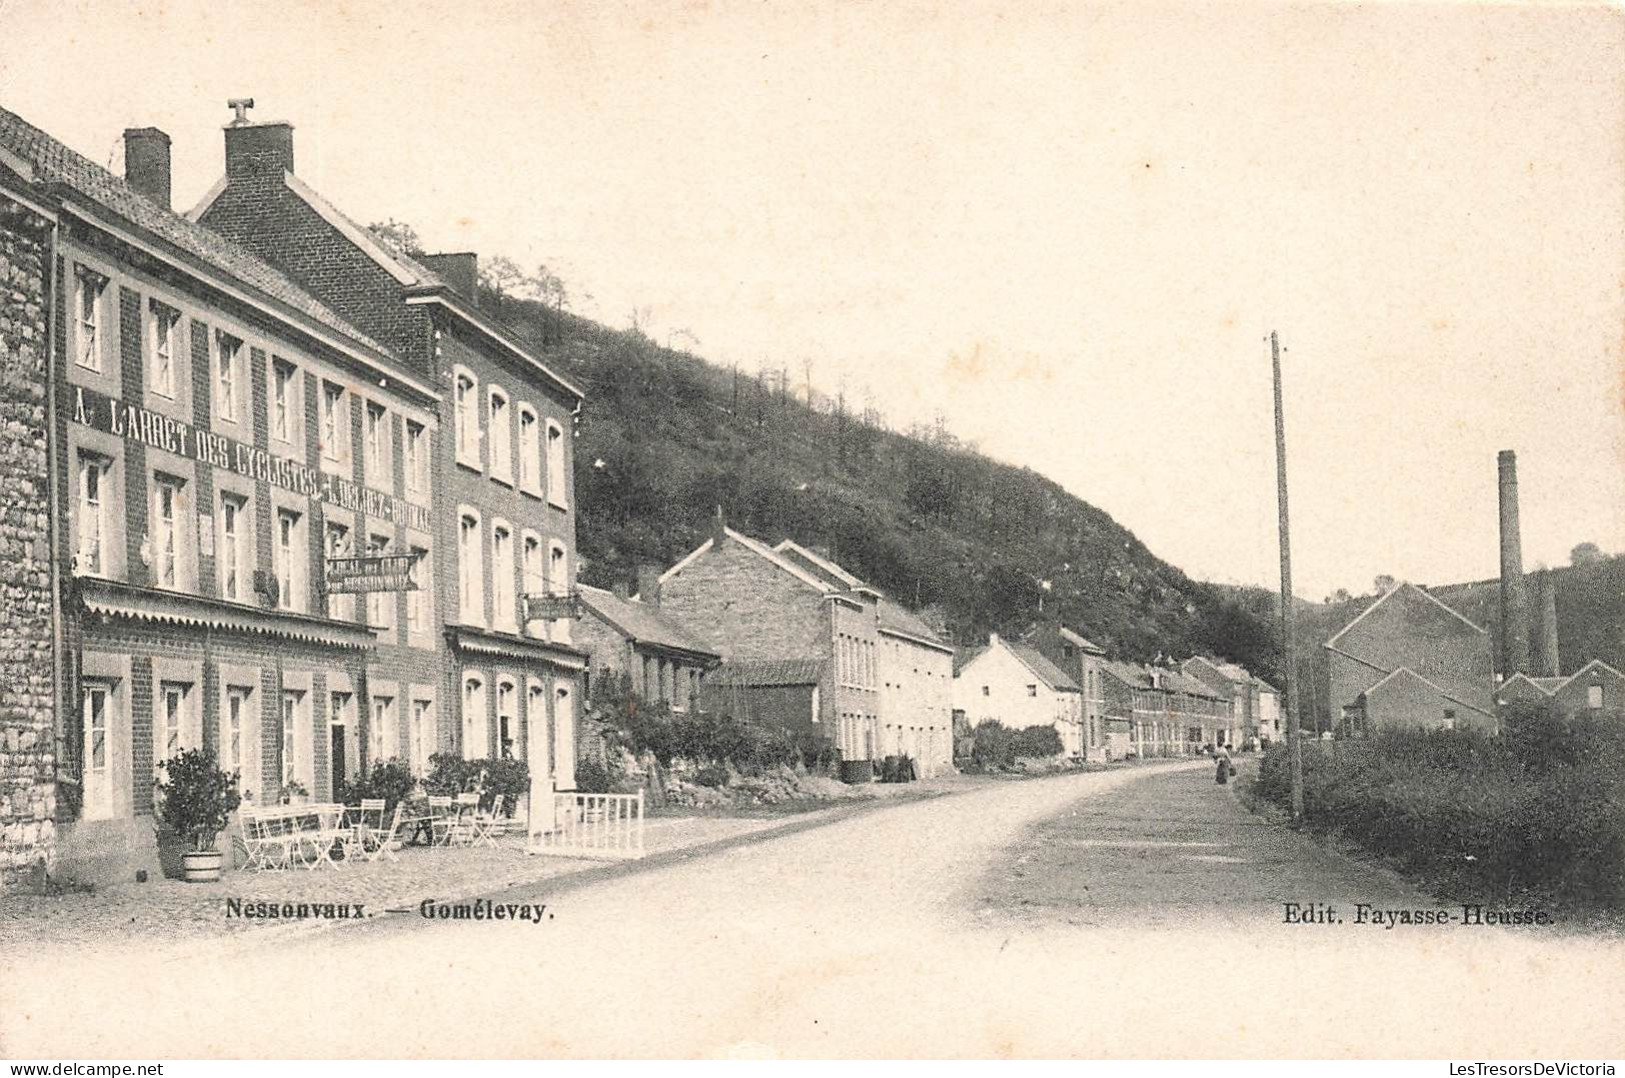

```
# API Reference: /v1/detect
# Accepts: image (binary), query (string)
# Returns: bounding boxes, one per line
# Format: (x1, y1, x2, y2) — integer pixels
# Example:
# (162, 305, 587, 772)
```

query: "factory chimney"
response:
(1497, 450, 1531, 678)
(1530, 568, 1561, 678)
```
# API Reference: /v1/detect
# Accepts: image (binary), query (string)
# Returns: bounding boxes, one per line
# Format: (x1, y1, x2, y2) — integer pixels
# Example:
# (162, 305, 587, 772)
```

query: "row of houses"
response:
(951, 627, 1281, 762)
(0, 102, 596, 887)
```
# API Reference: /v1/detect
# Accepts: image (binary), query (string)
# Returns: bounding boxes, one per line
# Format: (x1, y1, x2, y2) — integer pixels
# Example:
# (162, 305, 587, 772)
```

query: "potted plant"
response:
(154, 748, 242, 883)
(281, 779, 309, 806)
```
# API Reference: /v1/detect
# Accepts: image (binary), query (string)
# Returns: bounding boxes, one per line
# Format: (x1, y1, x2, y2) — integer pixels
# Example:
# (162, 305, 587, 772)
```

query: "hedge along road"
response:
(5, 760, 1621, 1059)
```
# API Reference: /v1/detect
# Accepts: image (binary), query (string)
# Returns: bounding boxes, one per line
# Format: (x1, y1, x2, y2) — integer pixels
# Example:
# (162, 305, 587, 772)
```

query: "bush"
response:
(338, 759, 417, 814)
(1253, 706, 1625, 911)
(423, 753, 530, 813)
(155, 748, 242, 853)
(1012, 724, 1064, 758)
(968, 720, 1017, 771)
(692, 764, 730, 788)
(574, 758, 612, 794)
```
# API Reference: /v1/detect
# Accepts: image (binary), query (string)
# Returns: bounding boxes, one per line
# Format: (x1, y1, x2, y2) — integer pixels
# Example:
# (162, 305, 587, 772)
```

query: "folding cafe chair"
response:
(363, 803, 406, 863)
(428, 795, 456, 846)
(448, 792, 481, 846)
(470, 795, 507, 849)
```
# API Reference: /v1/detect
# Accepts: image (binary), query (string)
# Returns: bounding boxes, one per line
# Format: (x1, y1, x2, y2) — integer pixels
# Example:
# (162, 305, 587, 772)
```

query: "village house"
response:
(655, 517, 954, 780)
(575, 570, 721, 712)
(1099, 661, 1230, 758)
(1496, 659, 1625, 723)
(952, 634, 1085, 758)
(1324, 581, 1496, 736)
(1181, 656, 1259, 747)
(0, 104, 446, 884)
(1023, 622, 1109, 760)
(191, 104, 587, 790)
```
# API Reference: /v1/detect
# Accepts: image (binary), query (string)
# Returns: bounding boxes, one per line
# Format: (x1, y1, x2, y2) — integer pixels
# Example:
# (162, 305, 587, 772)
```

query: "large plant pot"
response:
(182, 849, 224, 883)
(839, 760, 874, 785)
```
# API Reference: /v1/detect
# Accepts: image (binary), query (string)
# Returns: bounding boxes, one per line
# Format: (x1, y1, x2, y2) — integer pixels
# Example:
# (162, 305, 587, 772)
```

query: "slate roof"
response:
(0, 106, 392, 360)
(1159, 669, 1226, 700)
(706, 658, 823, 687)
(952, 645, 988, 676)
(1101, 660, 1153, 688)
(876, 598, 950, 650)
(1058, 626, 1106, 654)
(577, 585, 718, 658)
(1251, 675, 1280, 694)
(1008, 642, 1082, 693)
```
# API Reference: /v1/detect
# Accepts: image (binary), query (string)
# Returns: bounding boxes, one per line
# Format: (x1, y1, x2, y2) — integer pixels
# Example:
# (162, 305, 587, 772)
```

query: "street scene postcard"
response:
(0, 0, 1622, 1063)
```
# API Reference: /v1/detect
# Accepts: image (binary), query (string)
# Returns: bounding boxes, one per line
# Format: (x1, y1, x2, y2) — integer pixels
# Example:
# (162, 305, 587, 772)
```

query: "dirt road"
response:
(4, 761, 1619, 1058)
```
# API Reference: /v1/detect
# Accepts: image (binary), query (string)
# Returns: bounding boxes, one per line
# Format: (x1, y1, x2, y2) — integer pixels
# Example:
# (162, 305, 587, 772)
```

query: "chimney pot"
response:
(122, 127, 171, 209)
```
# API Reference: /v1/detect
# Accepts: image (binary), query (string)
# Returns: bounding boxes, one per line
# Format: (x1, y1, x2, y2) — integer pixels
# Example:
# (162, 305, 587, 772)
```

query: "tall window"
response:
(407, 545, 429, 633)
(280, 691, 300, 788)
(76, 451, 109, 575)
(496, 680, 516, 760)
(272, 360, 298, 443)
(219, 493, 247, 601)
(152, 475, 183, 589)
(222, 685, 251, 786)
(488, 388, 512, 481)
(74, 269, 106, 372)
(405, 421, 428, 495)
(545, 420, 567, 506)
(518, 407, 540, 492)
(371, 695, 395, 765)
(325, 521, 353, 620)
(458, 512, 483, 624)
(321, 381, 347, 463)
(463, 674, 488, 759)
(455, 372, 479, 465)
(491, 524, 515, 629)
(366, 402, 388, 480)
(367, 533, 394, 629)
(522, 534, 543, 627)
(156, 682, 187, 778)
(276, 509, 304, 612)
(410, 699, 433, 776)
(547, 541, 570, 643)
(216, 332, 243, 421)
(149, 302, 180, 398)
(82, 682, 112, 820)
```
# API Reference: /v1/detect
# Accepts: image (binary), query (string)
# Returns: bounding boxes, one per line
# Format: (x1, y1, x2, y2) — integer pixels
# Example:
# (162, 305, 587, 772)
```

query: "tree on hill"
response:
(1571, 542, 1605, 566)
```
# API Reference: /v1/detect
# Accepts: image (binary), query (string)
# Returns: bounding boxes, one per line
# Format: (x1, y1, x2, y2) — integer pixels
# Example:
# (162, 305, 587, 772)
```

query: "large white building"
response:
(953, 633, 1084, 757)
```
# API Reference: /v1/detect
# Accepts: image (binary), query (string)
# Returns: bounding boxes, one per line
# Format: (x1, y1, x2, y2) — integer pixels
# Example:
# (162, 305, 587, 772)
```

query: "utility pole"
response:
(1272, 331, 1305, 822)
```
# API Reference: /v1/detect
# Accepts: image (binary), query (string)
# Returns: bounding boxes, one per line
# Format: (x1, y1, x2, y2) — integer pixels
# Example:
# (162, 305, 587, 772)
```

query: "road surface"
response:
(4, 761, 1620, 1058)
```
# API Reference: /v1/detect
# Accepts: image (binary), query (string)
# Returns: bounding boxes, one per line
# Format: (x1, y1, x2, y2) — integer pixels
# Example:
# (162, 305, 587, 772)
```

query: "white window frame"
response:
(151, 472, 186, 590)
(545, 418, 568, 509)
(491, 520, 516, 631)
(271, 358, 301, 447)
(488, 386, 513, 483)
(275, 507, 307, 613)
(517, 404, 541, 495)
(215, 331, 244, 424)
(365, 401, 390, 485)
(371, 694, 395, 765)
(521, 531, 544, 634)
(148, 300, 181, 399)
(463, 673, 489, 760)
(75, 450, 111, 577)
(454, 368, 480, 470)
(458, 507, 484, 626)
(222, 683, 255, 792)
(546, 540, 571, 644)
(407, 543, 431, 635)
(405, 420, 428, 498)
(496, 678, 517, 760)
(367, 530, 396, 632)
(325, 518, 355, 621)
(73, 267, 108, 373)
(218, 491, 249, 602)
(81, 680, 115, 820)
(154, 680, 189, 777)
(280, 689, 303, 790)
(410, 697, 434, 776)
(321, 380, 349, 465)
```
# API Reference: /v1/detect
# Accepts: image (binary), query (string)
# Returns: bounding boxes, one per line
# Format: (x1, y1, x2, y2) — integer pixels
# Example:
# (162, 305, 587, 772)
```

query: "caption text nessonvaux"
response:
(224, 898, 552, 924)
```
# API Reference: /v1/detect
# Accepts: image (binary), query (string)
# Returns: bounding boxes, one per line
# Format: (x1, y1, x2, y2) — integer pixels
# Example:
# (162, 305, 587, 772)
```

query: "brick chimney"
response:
(710, 507, 727, 552)
(122, 127, 171, 208)
(1530, 568, 1561, 678)
(223, 99, 294, 178)
(1497, 450, 1531, 677)
(419, 252, 479, 303)
(637, 564, 662, 607)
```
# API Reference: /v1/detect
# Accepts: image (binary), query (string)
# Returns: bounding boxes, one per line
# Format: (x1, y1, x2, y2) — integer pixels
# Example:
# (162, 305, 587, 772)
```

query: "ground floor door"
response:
(331, 723, 347, 795)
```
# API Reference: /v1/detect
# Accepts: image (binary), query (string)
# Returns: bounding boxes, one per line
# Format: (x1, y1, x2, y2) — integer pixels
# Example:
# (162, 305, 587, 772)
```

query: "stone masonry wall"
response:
(0, 194, 56, 889)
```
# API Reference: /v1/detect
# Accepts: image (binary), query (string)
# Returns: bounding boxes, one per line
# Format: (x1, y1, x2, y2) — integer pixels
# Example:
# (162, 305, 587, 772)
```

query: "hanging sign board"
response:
(523, 592, 583, 621)
(325, 552, 423, 594)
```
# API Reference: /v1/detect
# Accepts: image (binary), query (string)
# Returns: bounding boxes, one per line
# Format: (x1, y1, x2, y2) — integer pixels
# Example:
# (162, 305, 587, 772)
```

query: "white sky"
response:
(4, 0, 1621, 599)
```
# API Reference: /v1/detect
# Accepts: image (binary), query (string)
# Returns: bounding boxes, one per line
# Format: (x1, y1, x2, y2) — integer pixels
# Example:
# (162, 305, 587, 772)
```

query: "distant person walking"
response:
(1215, 743, 1233, 786)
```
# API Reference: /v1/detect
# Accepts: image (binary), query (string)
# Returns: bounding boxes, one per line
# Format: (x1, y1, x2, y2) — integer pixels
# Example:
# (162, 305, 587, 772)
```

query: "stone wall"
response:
(0, 193, 56, 889)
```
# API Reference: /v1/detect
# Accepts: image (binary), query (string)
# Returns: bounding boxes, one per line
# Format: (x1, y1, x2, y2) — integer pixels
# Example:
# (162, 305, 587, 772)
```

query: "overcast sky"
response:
(4, 0, 1621, 599)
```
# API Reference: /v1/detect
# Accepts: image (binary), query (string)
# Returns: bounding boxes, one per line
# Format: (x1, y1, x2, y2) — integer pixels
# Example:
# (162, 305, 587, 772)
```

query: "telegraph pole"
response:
(1272, 331, 1305, 822)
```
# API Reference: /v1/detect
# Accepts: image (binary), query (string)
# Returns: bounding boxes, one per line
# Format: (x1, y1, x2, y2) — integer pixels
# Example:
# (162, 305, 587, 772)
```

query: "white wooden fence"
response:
(528, 790, 646, 860)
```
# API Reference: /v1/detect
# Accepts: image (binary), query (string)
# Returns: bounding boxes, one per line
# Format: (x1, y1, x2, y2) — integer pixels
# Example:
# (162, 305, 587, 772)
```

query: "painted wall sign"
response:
(70, 385, 432, 532)
(324, 552, 424, 594)
(524, 591, 583, 622)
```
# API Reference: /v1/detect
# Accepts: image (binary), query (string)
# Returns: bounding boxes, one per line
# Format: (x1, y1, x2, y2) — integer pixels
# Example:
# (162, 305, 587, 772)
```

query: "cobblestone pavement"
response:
(0, 813, 792, 958)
